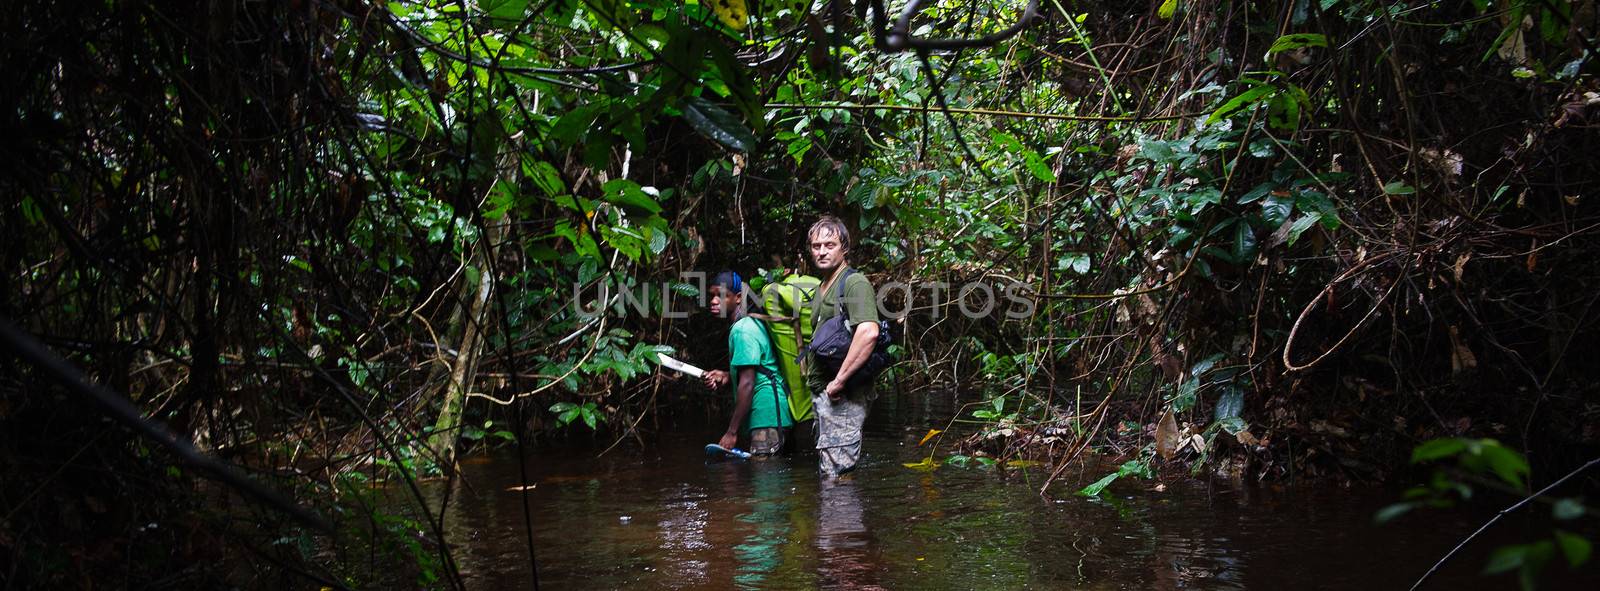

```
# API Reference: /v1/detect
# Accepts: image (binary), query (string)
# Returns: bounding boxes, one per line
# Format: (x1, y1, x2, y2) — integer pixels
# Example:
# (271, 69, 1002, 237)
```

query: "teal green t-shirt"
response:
(729, 317, 794, 431)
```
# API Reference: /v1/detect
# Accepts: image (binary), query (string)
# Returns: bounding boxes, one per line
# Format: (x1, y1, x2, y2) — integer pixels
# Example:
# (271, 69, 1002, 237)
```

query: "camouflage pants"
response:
(812, 390, 870, 477)
(748, 427, 785, 456)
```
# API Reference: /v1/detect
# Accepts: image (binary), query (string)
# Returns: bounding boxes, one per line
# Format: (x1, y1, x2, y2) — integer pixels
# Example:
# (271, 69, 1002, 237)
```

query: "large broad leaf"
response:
(480, 0, 530, 21)
(1158, 0, 1178, 19)
(1206, 84, 1276, 125)
(1266, 33, 1328, 55)
(1214, 386, 1244, 421)
(1077, 471, 1120, 496)
(601, 179, 662, 214)
(681, 96, 757, 152)
(523, 159, 567, 197)
(1286, 213, 1322, 246)
(551, 104, 604, 147)
(708, 43, 763, 131)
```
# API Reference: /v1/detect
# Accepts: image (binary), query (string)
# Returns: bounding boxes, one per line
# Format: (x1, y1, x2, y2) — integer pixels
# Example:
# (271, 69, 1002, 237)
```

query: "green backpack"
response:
(753, 274, 820, 422)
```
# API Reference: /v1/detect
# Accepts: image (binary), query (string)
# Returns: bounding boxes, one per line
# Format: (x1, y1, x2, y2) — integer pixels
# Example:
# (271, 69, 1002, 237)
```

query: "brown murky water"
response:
(404, 395, 1598, 589)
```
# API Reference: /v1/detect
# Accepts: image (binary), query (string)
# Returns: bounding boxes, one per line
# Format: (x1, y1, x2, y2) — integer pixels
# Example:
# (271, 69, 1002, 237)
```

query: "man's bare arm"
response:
(826, 321, 880, 398)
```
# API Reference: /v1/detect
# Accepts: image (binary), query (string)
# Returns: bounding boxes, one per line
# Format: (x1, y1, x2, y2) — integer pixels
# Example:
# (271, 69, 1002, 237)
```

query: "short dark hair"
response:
(808, 215, 850, 250)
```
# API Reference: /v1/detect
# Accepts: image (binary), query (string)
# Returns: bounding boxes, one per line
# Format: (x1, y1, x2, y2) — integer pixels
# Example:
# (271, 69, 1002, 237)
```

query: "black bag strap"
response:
(824, 267, 855, 323)
(748, 318, 789, 426)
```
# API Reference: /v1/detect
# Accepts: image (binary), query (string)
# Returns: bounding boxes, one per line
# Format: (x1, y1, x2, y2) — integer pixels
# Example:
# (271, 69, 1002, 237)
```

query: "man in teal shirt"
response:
(703, 271, 794, 455)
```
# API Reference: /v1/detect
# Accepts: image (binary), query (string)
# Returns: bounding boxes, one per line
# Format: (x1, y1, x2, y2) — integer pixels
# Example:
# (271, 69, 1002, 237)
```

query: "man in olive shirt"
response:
(805, 216, 879, 477)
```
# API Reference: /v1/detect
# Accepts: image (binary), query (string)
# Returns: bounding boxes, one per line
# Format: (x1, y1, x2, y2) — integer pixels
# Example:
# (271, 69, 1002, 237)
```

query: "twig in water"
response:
(1409, 456, 1600, 590)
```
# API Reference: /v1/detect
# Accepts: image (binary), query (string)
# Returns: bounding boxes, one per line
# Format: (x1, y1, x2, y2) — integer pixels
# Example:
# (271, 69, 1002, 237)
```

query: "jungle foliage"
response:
(3, 0, 1600, 587)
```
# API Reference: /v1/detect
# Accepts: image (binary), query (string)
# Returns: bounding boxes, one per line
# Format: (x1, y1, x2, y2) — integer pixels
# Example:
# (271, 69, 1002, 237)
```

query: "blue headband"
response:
(711, 271, 742, 294)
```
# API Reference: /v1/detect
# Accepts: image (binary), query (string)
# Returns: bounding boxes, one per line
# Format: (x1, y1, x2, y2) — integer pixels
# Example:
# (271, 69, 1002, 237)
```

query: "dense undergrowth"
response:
(4, 0, 1599, 587)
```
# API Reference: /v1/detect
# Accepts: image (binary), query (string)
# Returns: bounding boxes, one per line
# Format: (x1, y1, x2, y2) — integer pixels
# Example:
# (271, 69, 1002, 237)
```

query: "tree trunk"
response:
(427, 226, 499, 464)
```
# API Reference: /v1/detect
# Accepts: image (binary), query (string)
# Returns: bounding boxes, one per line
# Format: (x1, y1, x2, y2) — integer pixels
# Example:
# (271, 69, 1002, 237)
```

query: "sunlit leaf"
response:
(480, 0, 530, 21)
(918, 429, 943, 447)
(601, 179, 663, 214)
(1158, 0, 1178, 19)
(1206, 84, 1276, 125)
(703, 0, 748, 31)
(902, 456, 940, 471)
(1267, 33, 1328, 55)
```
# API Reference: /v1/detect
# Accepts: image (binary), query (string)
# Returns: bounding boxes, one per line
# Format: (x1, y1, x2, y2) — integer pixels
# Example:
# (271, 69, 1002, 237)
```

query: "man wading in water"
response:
(702, 271, 794, 455)
(805, 216, 880, 477)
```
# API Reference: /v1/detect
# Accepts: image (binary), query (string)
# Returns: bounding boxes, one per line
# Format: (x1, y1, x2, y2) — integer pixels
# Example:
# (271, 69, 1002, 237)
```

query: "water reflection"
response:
(816, 477, 882, 589)
(395, 401, 1575, 590)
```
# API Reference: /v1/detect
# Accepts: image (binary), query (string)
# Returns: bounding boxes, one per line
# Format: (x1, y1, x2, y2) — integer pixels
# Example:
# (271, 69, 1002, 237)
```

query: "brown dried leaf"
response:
(1453, 253, 1471, 283)
(1236, 429, 1261, 447)
(1156, 411, 1179, 459)
(1448, 325, 1478, 374)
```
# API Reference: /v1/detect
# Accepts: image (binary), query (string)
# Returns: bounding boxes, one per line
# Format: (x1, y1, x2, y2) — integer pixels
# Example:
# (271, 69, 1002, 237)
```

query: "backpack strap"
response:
(835, 268, 856, 322)
(747, 318, 790, 427)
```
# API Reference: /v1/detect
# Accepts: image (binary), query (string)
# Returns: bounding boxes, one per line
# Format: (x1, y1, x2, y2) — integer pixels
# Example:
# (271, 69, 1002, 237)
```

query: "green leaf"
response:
(1553, 498, 1586, 520)
(1374, 501, 1416, 523)
(1077, 472, 1120, 496)
(1267, 33, 1328, 55)
(551, 104, 603, 147)
(1554, 530, 1591, 567)
(1479, 443, 1530, 488)
(1383, 181, 1416, 195)
(1025, 153, 1057, 183)
(786, 137, 813, 165)
(1483, 544, 1528, 575)
(681, 96, 757, 152)
(1172, 377, 1199, 412)
(647, 229, 668, 254)
(1233, 220, 1258, 262)
(1262, 195, 1294, 226)
(1286, 213, 1322, 246)
(1216, 416, 1248, 435)
(902, 456, 941, 471)
(1411, 438, 1468, 463)
(525, 160, 566, 197)
(1058, 253, 1091, 274)
(1214, 387, 1244, 421)
(481, 0, 530, 21)
(1206, 84, 1276, 125)
(600, 179, 663, 214)
(1267, 90, 1302, 130)
(1157, 0, 1178, 19)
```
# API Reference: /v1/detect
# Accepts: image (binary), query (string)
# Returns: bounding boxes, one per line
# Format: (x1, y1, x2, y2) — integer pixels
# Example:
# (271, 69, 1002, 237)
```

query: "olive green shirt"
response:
(811, 268, 878, 329)
(807, 267, 879, 400)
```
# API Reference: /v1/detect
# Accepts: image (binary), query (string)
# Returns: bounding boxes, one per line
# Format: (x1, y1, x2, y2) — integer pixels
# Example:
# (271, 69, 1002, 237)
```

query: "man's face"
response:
(709, 285, 740, 318)
(809, 230, 846, 272)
